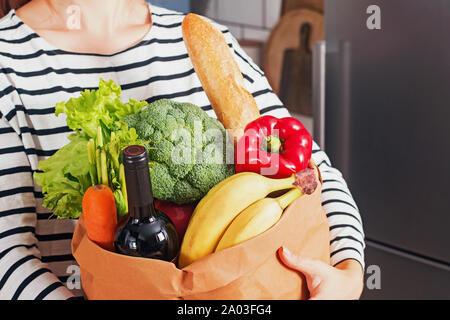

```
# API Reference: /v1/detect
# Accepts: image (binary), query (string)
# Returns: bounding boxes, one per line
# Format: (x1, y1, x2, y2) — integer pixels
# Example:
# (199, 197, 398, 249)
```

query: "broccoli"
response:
(123, 99, 235, 204)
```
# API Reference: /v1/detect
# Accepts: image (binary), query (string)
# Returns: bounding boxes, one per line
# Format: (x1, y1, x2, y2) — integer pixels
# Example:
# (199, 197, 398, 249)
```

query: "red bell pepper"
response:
(235, 115, 313, 179)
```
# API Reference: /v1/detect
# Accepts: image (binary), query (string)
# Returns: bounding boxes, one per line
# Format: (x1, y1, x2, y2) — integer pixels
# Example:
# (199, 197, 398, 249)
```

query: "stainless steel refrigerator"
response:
(315, 0, 450, 299)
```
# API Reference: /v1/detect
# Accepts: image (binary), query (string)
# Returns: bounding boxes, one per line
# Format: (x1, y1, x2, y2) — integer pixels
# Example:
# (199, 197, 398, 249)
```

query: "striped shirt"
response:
(0, 4, 365, 300)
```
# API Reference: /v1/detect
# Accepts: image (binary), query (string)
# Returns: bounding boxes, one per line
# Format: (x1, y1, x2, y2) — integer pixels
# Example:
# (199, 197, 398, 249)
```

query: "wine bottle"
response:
(114, 145, 179, 262)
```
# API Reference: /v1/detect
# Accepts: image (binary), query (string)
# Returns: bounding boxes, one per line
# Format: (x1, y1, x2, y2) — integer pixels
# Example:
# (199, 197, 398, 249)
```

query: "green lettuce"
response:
(34, 79, 148, 219)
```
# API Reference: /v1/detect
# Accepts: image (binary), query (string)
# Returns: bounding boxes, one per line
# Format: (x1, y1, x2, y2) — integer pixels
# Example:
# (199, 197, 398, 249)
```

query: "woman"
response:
(0, 0, 365, 300)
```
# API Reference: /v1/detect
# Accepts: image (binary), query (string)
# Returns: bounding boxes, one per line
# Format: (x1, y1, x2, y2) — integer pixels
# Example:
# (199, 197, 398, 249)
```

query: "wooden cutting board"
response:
(263, 8, 324, 96)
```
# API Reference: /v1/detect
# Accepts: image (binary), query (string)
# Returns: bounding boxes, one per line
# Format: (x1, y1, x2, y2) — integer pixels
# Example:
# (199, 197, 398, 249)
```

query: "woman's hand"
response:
(278, 247, 364, 300)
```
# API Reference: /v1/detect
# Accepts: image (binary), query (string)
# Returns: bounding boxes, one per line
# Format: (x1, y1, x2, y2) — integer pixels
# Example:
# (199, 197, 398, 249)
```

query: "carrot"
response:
(82, 185, 118, 251)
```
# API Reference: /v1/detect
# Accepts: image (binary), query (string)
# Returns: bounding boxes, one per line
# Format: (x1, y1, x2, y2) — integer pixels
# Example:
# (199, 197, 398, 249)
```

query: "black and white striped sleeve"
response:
(225, 31, 366, 270)
(0, 94, 73, 299)
(309, 146, 365, 268)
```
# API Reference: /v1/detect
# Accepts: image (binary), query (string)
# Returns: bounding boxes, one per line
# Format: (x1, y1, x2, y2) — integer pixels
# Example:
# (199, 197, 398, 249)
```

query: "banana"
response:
(215, 188, 303, 252)
(178, 172, 299, 268)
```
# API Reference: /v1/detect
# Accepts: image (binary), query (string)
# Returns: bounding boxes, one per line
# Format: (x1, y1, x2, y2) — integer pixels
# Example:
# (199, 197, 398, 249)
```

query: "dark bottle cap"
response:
(122, 145, 155, 218)
(123, 145, 148, 168)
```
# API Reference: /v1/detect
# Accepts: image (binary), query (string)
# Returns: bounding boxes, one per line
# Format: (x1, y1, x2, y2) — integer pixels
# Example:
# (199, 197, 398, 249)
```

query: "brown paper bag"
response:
(71, 166, 330, 300)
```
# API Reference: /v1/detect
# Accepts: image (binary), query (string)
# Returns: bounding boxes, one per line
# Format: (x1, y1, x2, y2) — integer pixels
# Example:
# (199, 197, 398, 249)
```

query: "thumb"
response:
(278, 246, 332, 278)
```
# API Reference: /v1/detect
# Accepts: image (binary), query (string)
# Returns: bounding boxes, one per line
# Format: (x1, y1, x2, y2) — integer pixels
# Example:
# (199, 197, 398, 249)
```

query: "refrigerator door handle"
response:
(312, 40, 326, 150)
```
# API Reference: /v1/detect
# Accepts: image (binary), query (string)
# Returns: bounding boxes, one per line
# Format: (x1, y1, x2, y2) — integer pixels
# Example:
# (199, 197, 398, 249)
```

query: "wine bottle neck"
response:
(129, 202, 158, 220)
(122, 146, 156, 220)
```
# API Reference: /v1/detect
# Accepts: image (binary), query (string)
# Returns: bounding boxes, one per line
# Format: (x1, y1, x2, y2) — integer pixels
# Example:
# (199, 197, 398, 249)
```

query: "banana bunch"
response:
(178, 169, 317, 268)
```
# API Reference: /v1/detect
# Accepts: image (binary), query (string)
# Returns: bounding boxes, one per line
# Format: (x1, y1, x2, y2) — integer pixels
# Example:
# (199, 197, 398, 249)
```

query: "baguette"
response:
(182, 13, 260, 142)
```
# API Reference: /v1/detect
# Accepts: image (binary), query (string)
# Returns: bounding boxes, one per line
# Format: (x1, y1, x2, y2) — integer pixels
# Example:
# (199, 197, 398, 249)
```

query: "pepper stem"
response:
(265, 135, 282, 153)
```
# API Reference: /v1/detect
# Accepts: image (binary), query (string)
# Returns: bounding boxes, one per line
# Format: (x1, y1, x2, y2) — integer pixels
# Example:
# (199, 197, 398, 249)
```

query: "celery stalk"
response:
(96, 149, 102, 184)
(119, 163, 127, 212)
(87, 139, 95, 164)
(101, 150, 108, 186)
(110, 132, 120, 170)
(87, 139, 97, 185)
(97, 126, 103, 148)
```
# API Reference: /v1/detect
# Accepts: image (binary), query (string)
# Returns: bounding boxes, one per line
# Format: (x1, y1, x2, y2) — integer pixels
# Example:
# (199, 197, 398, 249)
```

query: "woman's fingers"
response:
(278, 247, 364, 300)
(278, 246, 332, 278)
